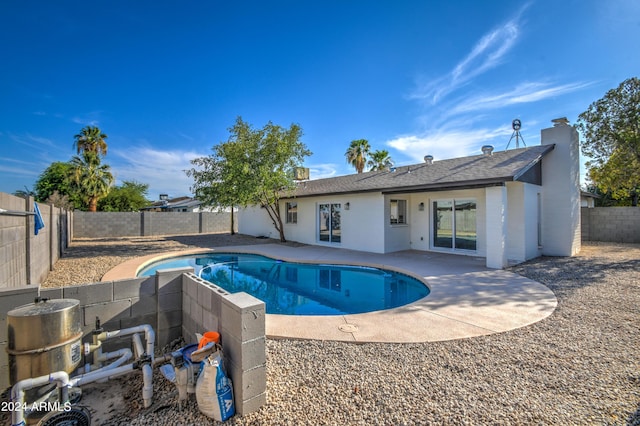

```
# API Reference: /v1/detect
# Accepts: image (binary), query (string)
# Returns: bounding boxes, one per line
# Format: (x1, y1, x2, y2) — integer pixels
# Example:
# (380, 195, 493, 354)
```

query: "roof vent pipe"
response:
(424, 155, 434, 164)
(481, 145, 494, 156)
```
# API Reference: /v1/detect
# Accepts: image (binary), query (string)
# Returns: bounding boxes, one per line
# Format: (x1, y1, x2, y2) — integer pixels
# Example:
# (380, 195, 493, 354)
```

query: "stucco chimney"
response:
(540, 119, 581, 256)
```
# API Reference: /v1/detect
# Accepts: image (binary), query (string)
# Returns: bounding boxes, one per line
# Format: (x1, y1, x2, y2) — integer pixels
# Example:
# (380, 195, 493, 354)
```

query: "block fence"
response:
(0, 193, 70, 289)
(581, 207, 640, 243)
(0, 267, 266, 416)
(73, 211, 236, 238)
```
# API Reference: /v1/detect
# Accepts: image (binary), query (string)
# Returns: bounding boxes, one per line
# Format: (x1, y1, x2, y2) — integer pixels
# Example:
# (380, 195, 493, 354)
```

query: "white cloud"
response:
(0, 164, 40, 178)
(306, 163, 339, 180)
(411, 5, 529, 104)
(387, 127, 512, 164)
(70, 111, 103, 127)
(111, 146, 206, 198)
(9, 133, 56, 148)
(387, 2, 593, 169)
(450, 81, 593, 115)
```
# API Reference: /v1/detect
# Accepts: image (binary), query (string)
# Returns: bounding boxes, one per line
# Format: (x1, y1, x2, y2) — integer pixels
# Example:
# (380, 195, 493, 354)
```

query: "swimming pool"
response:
(138, 253, 429, 315)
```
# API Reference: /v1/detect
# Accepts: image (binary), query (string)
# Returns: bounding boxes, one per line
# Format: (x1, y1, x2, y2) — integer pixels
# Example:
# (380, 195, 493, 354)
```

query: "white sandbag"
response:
(195, 350, 235, 421)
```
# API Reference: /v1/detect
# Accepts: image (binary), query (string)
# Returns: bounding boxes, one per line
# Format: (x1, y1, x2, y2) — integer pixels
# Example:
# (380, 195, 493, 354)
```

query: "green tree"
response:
(187, 117, 311, 241)
(345, 139, 371, 173)
(367, 149, 393, 171)
(69, 152, 114, 212)
(73, 126, 108, 156)
(34, 161, 76, 202)
(98, 180, 151, 212)
(576, 77, 640, 206)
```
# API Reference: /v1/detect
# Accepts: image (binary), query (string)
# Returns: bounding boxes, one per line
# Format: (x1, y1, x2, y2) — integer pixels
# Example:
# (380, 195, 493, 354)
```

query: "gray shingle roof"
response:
(290, 144, 554, 198)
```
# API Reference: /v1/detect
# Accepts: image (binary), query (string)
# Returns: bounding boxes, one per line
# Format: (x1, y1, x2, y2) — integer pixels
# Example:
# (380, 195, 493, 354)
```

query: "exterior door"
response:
(433, 200, 453, 248)
(432, 199, 476, 251)
(319, 203, 341, 243)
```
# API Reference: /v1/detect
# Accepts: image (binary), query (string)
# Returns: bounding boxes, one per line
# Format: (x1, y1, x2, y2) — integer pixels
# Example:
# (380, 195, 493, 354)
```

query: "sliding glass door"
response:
(433, 200, 453, 248)
(433, 199, 476, 251)
(319, 203, 341, 243)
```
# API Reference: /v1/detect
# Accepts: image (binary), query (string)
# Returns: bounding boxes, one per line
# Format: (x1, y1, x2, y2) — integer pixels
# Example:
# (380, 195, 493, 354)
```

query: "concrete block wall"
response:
(0, 193, 28, 288)
(73, 212, 142, 237)
(182, 273, 266, 416)
(143, 212, 199, 235)
(581, 207, 640, 243)
(73, 211, 235, 238)
(0, 193, 69, 289)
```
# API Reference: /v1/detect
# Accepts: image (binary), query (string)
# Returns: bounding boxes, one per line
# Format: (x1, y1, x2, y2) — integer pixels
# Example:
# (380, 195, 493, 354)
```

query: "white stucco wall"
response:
(339, 193, 385, 253)
(240, 194, 387, 252)
(485, 186, 508, 268)
(505, 182, 543, 264)
(238, 205, 275, 238)
(506, 182, 525, 262)
(408, 194, 430, 251)
(523, 183, 543, 260)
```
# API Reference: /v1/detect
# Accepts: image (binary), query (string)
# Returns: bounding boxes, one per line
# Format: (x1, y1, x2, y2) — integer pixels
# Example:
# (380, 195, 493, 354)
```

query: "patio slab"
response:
(103, 244, 557, 343)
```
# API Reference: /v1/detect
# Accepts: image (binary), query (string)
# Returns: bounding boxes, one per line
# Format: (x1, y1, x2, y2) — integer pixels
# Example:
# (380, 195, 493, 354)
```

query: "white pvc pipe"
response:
(130, 333, 153, 408)
(132, 333, 145, 359)
(96, 348, 132, 375)
(11, 371, 70, 426)
(98, 324, 155, 363)
(71, 363, 135, 387)
(142, 364, 153, 408)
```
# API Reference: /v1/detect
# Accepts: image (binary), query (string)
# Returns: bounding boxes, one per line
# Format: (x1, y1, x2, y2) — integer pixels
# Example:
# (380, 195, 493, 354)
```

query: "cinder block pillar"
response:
(220, 293, 266, 415)
(141, 212, 151, 236)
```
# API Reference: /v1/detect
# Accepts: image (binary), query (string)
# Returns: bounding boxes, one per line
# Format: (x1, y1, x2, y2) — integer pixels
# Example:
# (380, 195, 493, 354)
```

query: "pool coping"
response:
(102, 244, 558, 343)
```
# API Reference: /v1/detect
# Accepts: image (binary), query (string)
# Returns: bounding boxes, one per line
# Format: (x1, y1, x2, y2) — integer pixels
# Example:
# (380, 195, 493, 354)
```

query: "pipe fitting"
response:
(10, 371, 70, 426)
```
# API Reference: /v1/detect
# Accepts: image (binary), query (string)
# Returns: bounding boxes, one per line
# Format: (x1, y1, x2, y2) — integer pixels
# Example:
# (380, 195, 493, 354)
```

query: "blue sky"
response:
(1, 1, 638, 201)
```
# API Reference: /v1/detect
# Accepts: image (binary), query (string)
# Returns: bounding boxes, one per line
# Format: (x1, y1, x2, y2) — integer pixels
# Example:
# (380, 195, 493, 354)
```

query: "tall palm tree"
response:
(345, 139, 371, 174)
(367, 149, 394, 171)
(73, 126, 108, 156)
(70, 151, 114, 212)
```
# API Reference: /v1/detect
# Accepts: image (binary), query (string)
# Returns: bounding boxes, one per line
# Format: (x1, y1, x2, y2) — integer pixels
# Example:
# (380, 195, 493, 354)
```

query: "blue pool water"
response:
(138, 253, 429, 315)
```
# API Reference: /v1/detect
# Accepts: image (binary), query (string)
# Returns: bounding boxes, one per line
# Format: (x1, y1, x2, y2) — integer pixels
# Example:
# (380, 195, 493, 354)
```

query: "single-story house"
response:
(142, 195, 213, 212)
(580, 191, 599, 208)
(238, 119, 581, 268)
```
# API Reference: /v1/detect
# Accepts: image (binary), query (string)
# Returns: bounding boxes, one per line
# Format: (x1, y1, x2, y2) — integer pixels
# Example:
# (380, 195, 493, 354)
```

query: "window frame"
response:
(389, 199, 407, 225)
(285, 201, 298, 224)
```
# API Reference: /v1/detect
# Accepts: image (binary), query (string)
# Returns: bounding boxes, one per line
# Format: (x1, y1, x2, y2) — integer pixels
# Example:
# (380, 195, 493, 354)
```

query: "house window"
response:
(390, 199, 407, 224)
(286, 202, 297, 224)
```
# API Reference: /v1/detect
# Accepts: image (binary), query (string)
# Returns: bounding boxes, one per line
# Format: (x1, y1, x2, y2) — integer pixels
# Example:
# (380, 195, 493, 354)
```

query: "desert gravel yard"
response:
(32, 236, 640, 424)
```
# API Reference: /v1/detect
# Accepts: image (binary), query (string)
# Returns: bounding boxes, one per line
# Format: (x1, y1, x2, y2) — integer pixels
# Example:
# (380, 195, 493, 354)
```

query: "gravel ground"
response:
(29, 237, 640, 424)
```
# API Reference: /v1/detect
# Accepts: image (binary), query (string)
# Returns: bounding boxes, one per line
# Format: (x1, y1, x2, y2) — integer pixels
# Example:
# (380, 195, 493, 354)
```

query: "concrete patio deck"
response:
(103, 244, 557, 343)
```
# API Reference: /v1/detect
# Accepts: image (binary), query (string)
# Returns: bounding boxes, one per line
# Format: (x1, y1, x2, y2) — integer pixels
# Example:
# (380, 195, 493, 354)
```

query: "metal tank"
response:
(6, 298, 83, 384)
